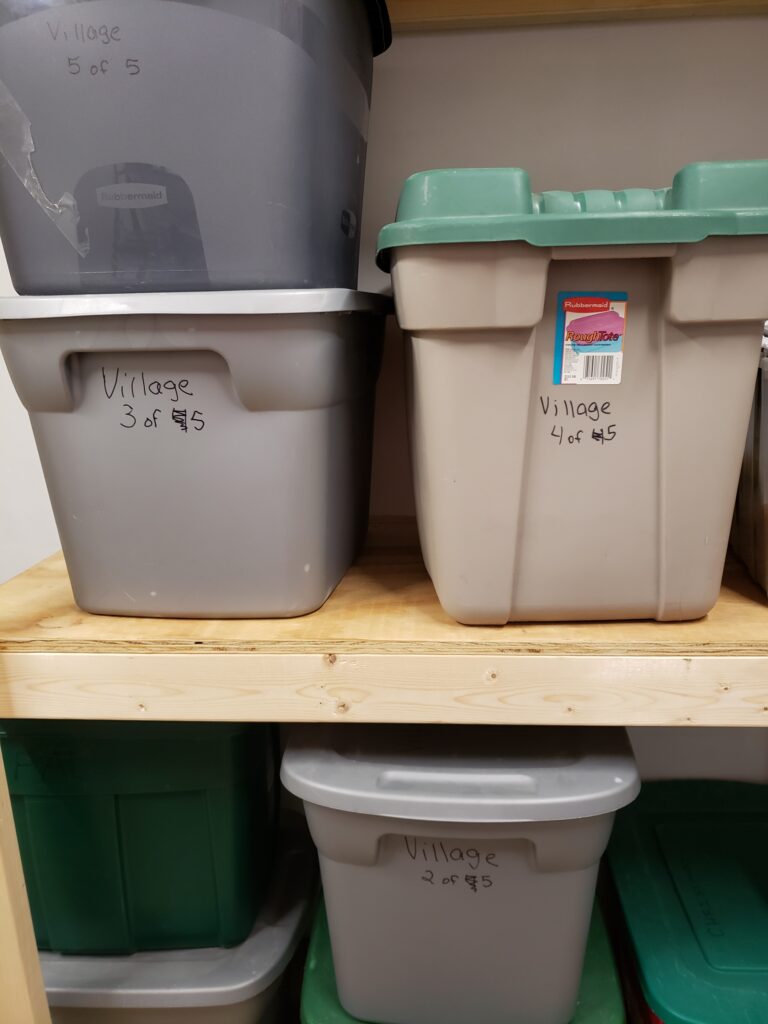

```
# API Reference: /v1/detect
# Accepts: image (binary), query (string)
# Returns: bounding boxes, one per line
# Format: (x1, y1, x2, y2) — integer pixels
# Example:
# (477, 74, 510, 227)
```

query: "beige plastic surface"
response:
(391, 237, 768, 623)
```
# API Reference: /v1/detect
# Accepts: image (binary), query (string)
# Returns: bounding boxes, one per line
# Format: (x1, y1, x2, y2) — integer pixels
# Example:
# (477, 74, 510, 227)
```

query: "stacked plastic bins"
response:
(283, 725, 640, 1024)
(608, 782, 768, 1024)
(0, 3, 391, 1017)
(377, 160, 768, 624)
(1, 722, 314, 1022)
(0, 0, 393, 618)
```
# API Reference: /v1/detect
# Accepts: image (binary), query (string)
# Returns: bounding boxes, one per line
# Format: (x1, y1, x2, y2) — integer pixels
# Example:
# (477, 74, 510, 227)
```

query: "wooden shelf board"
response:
(1, 526, 768, 726)
(388, 0, 768, 32)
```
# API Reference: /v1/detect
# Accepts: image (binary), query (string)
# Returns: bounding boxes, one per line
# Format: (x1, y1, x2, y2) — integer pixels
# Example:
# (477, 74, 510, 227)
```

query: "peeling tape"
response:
(0, 77, 88, 255)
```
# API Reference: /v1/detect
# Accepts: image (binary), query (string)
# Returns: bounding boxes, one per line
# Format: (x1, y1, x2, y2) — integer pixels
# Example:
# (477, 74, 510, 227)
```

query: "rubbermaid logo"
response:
(96, 184, 168, 209)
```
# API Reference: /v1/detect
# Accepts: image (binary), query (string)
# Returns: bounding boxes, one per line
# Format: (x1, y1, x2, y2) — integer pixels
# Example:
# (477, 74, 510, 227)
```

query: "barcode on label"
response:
(580, 354, 619, 382)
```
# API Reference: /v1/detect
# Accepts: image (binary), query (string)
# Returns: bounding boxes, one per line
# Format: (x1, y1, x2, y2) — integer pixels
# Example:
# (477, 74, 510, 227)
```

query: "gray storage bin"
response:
(0, 289, 388, 617)
(733, 333, 768, 592)
(282, 725, 640, 1024)
(0, 0, 390, 293)
(42, 832, 315, 1024)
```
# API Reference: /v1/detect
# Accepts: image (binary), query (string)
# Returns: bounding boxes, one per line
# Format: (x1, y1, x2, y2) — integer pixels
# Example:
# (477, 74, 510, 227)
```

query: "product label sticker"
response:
(553, 291, 628, 385)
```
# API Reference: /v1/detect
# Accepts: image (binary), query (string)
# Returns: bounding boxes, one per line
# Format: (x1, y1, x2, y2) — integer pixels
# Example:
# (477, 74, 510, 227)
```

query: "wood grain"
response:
(0, 757, 51, 1024)
(1, 525, 768, 725)
(388, 0, 768, 31)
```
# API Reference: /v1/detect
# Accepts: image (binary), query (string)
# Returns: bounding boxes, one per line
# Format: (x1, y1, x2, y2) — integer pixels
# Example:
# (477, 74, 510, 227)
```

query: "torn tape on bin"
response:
(0, 77, 88, 256)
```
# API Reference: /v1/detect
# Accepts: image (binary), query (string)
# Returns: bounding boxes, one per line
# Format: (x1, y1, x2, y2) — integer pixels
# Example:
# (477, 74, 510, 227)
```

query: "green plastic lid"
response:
(608, 782, 768, 1024)
(0, 720, 271, 795)
(377, 160, 768, 268)
(300, 899, 625, 1024)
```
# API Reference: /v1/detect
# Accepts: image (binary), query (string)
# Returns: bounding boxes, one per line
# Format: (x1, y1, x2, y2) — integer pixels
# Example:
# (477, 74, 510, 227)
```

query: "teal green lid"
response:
(608, 782, 768, 1024)
(300, 898, 625, 1023)
(0, 720, 270, 795)
(376, 160, 768, 267)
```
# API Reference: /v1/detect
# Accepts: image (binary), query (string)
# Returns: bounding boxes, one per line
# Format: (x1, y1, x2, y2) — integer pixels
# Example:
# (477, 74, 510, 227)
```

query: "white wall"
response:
(630, 727, 768, 781)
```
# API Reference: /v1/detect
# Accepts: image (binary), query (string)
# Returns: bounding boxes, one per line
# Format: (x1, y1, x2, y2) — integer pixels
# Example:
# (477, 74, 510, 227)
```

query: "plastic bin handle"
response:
(0, 316, 383, 414)
(377, 769, 538, 795)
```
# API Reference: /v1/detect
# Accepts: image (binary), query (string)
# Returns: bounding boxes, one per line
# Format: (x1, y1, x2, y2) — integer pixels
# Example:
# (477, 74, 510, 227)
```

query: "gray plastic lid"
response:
(281, 726, 640, 824)
(0, 289, 392, 321)
(41, 833, 314, 1010)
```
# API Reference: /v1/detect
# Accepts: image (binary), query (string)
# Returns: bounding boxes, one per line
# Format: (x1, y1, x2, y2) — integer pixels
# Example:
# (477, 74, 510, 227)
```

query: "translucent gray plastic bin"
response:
(41, 832, 315, 1024)
(0, 289, 389, 617)
(282, 725, 640, 1024)
(0, 0, 390, 293)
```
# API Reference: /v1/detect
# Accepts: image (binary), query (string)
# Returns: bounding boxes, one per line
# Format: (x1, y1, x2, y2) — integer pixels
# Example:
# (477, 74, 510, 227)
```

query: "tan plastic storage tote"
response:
(378, 160, 768, 624)
(282, 725, 640, 1024)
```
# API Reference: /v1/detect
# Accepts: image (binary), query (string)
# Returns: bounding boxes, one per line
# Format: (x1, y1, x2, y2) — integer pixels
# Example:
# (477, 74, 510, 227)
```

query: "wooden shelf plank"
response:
(0, 757, 51, 1024)
(2, 525, 768, 726)
(388, 0, 768, 31)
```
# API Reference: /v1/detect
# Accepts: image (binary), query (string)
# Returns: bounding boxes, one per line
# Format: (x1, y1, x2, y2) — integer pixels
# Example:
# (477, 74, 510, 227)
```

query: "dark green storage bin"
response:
(301, 898, 626, 1023)
(608, 781, 768, 1024)
(0, 721, 277, 955)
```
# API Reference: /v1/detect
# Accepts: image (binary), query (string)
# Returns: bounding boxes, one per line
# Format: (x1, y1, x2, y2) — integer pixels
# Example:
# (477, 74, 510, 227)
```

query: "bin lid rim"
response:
(41, 832, 314, 1009)
(0, 289, 392, 320)
(281, 725, 640, 822)
(376, 160, 768, 269)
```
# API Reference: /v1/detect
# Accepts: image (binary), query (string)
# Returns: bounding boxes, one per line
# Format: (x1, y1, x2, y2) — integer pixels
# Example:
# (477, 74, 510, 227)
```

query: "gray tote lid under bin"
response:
(0, 289, 393, 320)
(41, 836, 314, 1010)
(281, 726, 640, 823)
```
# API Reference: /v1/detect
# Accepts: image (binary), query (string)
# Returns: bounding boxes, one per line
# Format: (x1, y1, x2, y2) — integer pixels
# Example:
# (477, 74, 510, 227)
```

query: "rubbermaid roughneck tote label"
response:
(553, 292, 628, 385)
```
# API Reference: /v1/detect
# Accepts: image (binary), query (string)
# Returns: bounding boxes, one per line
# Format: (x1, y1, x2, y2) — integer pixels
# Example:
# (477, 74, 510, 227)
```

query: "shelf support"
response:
(388, 0, 768, 31)
(0, 753, 50, 1024)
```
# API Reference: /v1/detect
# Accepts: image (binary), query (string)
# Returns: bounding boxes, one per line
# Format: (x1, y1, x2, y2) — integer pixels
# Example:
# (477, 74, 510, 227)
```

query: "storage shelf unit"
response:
(388, 0, 768, 31)
(3, 525, 768, 1023)
(3, 3, 768, 1018)
(2, 526, 768, 729)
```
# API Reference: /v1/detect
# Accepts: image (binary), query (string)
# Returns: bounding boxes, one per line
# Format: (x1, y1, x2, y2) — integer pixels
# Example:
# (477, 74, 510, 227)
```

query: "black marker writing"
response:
(102, 369, 205, 433)
(48, 21, 122, 44)
(102, 368, 193, 403)
(539, 395, 612, 422)
(419, 873, 494, 892)
(591, 425, 617, 444)
(120, 403, 136, 429)
(551, 425, 583, 447)
(404, 837, 498, 872)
